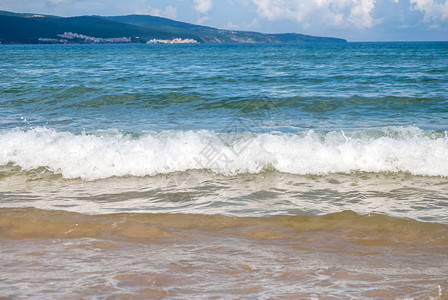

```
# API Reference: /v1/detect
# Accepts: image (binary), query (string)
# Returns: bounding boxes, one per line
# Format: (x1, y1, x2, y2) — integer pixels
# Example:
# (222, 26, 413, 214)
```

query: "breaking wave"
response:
(1, 126, 447, 180)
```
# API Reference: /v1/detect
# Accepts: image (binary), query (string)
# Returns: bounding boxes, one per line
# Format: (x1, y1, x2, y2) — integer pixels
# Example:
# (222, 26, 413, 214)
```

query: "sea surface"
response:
(1, 42, 447, 299)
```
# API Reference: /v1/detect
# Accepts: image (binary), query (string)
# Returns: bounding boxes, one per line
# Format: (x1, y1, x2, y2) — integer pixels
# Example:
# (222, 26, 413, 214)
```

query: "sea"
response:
(0, 42, 447, 299)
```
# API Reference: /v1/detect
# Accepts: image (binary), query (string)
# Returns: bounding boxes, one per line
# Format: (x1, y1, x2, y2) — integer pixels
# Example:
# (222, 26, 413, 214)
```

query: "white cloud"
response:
(163, 5, 177, 19)
(226, 18, 260, 31)
(252, 0, 378, 28)
(349, 0, 377, 27)
(147, 5, 177, 19)
(196, 16, 209, 24)
(410, 0, 448, 21)
(131, 2, 177, 19)
(193, 0, 213, 14)
(226, 21, 240, 30)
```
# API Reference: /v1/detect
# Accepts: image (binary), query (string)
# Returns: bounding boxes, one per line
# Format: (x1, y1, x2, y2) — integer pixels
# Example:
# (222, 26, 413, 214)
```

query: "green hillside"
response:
(0, 10, 347, 44)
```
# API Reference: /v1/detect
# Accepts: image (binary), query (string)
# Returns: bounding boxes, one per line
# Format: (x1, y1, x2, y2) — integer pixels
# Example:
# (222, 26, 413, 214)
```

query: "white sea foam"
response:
(0, 127, 447, 180)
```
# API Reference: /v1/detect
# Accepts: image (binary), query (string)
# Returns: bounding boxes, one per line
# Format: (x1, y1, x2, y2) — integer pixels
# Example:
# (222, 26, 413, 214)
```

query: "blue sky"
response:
(1, 0, 447, 41)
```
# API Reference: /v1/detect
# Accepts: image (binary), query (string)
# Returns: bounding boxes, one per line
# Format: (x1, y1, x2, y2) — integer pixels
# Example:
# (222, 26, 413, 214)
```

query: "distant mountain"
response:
(0, 10, 347, 44)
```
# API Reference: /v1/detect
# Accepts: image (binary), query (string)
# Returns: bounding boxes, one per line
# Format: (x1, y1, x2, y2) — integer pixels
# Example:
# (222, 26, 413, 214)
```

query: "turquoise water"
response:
(1, 42, 447, 133)
(1, 42, 448, 299)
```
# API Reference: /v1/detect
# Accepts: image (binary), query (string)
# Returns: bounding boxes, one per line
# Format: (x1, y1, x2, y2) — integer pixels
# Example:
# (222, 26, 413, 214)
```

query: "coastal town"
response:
(147, 38, 199, 44)
(38, 32, 132, 44)
(57, 32, 132, 43)
(37, 32, 199, 44)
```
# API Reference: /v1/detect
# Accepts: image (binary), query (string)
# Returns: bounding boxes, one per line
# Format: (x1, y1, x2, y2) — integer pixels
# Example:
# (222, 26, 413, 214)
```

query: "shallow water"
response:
(1, 208, 447, 299)
(1, 169, 448, 224)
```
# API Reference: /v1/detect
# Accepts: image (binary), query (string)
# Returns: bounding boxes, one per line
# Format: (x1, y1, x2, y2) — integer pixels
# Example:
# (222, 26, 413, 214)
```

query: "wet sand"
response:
(1, 208, 447, 299)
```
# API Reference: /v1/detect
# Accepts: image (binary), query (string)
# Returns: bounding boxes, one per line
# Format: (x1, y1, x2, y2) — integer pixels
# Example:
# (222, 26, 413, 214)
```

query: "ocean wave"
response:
(0, 126, 447, 180)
